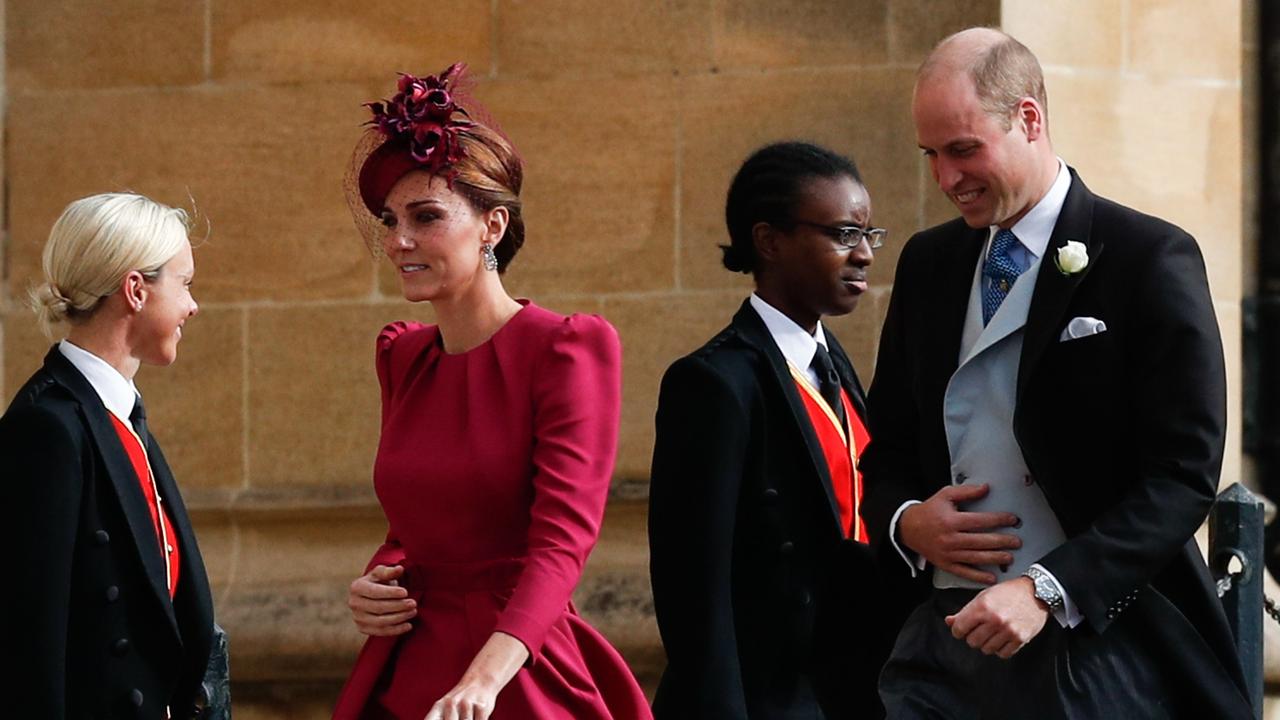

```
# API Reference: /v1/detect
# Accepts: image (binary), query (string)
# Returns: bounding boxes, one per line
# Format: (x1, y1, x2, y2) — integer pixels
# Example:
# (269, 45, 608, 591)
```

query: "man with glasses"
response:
(650, 141, 905, 718)
(861, 28, 1253, 718)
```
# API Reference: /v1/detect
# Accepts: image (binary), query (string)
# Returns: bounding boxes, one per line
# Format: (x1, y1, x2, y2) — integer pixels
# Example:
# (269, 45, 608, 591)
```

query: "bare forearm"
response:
(426, 632, 531, 720)
(461, 631, 529, 691)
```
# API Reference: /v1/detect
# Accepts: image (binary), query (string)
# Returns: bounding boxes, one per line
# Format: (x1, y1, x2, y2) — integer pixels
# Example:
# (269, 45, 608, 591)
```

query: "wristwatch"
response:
(1023, 566, 1064, 612)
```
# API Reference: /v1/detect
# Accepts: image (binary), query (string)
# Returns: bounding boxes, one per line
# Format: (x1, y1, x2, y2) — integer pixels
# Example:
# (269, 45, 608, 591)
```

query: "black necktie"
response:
(130, 397, 149, 452)
(811, 344, 847, 431)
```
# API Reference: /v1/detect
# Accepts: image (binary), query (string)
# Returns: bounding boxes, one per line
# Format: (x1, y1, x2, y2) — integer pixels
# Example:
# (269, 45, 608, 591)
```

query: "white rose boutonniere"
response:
(1055, 240, 1088, 276)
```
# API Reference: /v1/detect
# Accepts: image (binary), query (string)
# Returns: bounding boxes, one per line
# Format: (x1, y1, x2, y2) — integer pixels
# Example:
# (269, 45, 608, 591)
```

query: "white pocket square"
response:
(1059, 316, 1107, 342)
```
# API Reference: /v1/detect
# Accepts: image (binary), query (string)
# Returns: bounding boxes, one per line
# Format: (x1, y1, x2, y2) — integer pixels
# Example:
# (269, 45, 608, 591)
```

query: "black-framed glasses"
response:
(791, 220, 887, 250)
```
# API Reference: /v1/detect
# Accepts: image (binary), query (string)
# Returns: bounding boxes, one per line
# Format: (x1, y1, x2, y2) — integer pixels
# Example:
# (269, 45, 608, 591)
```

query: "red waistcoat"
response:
(109, 414, 181, 597)
(791, 368, 870, 542)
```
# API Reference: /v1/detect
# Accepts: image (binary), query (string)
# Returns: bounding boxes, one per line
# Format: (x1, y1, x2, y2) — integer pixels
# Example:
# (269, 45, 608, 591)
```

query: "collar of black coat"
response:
(1016, 167, 1104, 406)
(729, 300, 866, 536)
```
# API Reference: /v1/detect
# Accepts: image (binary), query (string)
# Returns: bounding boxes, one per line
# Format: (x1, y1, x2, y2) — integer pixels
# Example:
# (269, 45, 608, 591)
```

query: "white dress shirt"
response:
(748, 293, 830, 387)
(58, 339, 141, 426)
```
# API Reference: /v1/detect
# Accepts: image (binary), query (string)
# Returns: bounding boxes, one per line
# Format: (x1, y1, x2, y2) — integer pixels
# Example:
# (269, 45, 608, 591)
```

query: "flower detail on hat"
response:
(365, 63, 474, 171)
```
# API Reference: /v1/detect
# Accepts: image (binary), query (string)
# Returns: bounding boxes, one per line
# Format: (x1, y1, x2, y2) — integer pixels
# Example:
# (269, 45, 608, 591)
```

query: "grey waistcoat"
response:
(933, 248, 1066, 590)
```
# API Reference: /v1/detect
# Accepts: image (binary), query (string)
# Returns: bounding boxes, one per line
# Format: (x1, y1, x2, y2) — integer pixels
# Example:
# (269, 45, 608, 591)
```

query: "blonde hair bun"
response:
(31, 192, 191, 336)
(30, 283, 72, 328)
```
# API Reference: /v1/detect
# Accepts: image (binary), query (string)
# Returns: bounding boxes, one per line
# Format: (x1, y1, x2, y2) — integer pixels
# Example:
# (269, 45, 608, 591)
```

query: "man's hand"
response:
(946, 576, 1049, 659)
(899, 483, 1021, 584)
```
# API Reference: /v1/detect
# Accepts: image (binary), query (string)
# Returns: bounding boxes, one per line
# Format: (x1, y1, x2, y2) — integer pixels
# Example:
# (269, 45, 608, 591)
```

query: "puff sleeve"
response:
(492, 314, 622, 660)
(363, 321, 424, 573)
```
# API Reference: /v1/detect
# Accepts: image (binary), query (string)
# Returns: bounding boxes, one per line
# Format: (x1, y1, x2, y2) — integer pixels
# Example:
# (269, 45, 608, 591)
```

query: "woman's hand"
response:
(425, 631, 530, 720)
(347, 564, 416, 636)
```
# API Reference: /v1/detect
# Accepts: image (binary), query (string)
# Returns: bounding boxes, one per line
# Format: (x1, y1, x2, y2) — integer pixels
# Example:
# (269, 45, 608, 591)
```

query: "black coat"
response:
(649, 301, 908, 719)
(860, 170, 1253, 718)
(0, 348, 215, 720)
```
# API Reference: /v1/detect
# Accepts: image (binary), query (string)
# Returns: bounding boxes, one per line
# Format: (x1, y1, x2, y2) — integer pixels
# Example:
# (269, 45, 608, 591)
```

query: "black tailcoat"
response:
(649, 302, 911, 719)
(1, 348, 215, 719)
(860, 170, 1253, 718)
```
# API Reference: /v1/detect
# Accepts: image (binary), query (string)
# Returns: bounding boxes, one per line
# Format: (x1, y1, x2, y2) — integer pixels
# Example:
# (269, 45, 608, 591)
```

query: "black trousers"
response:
(879, 589, 1175, 720)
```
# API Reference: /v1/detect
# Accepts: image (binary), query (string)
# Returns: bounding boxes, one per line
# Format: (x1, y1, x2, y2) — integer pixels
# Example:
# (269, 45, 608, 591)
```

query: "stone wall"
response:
(2, 2, 1248, 717)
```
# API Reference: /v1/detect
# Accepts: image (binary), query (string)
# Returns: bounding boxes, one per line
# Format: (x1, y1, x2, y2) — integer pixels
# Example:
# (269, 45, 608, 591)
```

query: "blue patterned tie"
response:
(982, 229, 1024, 326)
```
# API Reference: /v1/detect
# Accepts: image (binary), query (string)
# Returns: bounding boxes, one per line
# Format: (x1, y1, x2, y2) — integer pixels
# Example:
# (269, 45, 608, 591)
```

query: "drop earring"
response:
(481, 242, 498, 272)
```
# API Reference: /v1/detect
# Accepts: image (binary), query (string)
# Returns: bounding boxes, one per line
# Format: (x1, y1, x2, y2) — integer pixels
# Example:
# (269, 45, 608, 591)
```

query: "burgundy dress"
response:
(332, 301, 651, 720)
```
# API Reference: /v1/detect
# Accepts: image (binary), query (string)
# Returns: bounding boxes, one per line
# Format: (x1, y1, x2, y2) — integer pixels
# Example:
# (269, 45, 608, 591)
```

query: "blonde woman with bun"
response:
(0, 192, 214, 719)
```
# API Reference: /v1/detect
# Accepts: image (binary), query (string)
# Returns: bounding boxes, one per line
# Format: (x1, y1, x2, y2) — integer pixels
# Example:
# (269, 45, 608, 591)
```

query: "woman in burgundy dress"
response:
(332, 65, 651, 720)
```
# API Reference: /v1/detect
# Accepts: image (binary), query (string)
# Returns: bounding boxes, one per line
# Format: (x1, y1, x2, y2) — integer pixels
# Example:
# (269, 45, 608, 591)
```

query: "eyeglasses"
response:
(791, 220, 887, 250)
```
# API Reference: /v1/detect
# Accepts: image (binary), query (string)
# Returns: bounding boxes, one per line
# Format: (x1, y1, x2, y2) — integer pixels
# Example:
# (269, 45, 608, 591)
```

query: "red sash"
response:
(109, 414, 181, 597)
(791, 368, 869, 542)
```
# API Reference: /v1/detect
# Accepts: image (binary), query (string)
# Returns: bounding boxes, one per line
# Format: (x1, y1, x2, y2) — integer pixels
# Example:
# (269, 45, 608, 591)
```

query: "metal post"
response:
(1209, 482, 1264, 718)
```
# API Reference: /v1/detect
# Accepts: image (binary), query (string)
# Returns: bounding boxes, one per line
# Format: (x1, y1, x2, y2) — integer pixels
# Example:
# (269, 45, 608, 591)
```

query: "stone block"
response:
(2, 307, 51, 405)
(236, 513, 385, 591)
(889, 0, 999, 64)
(223, 514, 385, 681)
(7, 83, 378, 304)
(1244, 0, 1259, 52)
(7, 0, 204, 91)
(1218, 300, 1243, 490)
(136, 307, 245, 490)
(467, 75, 679, 295)
(247, 302, 432, 487)
(576, 499, 662, 683)
(1002, 0, 1123, 70)
(602, 290, 750, 479)
(824, 285, 890, 378)
(212, 0, 490, 83)
(190, 516, 236, 604)
(229, 693, 342, 720)
(1129, 0, 1239, 80)
(713, 0, 890, 69)
(516, 294, 604, 320)
(678, 67, 920, 290)
(1044, 73, 1241, 302)
(495, 0, 714, 77)
(1244, 47, 1258, 293)
(1202, 89, 1245, 301)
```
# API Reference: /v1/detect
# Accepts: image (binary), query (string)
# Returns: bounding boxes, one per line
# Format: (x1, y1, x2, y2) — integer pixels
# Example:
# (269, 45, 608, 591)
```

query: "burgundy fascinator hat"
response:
(346, 63, 494, 253)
